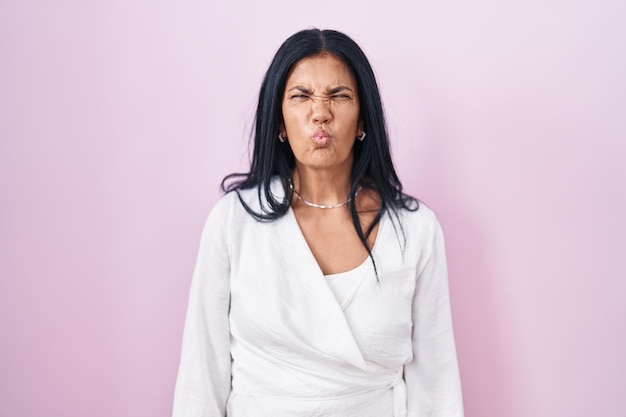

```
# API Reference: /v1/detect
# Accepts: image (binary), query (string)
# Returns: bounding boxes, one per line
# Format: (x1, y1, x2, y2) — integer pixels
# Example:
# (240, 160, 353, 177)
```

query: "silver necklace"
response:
(290, 184, 362, 209)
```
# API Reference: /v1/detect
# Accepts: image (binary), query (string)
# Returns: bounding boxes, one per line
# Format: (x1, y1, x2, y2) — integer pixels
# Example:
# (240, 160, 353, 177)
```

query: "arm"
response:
(173, 198, 232, 417)
(404, 218, 464, 417)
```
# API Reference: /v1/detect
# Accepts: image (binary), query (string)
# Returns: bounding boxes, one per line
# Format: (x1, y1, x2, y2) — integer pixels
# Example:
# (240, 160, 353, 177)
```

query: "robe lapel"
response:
(274, 208, 367, 369)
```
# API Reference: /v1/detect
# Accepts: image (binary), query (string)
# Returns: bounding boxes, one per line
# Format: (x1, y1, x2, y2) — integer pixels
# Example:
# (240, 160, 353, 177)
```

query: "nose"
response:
(311, 97, 332, 124)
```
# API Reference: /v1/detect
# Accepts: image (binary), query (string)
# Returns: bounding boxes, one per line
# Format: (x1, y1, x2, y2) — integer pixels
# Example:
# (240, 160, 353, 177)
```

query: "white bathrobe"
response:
(173, 179, 464, 417)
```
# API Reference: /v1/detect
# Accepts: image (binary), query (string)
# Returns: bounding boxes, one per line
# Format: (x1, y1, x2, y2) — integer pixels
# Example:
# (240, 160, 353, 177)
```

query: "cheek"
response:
(282, 110, 305, 134)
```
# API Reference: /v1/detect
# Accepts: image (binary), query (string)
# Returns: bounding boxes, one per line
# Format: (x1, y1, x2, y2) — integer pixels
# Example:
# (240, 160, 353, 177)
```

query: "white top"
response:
(325, 255, 371, 311)
(172, 178, 464, 417)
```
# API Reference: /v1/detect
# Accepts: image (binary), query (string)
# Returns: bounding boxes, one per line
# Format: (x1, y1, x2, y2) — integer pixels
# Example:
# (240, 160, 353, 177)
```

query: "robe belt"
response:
(391, 370, 407, 417)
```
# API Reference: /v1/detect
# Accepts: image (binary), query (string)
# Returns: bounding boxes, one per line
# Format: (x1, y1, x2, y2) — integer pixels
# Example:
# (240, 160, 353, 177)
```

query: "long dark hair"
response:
(222, 28, 418, 265)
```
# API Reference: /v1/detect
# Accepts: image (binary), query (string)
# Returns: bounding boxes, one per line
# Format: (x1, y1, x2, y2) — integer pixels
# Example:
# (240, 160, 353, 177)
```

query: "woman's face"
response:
(281, 53, 362, 172)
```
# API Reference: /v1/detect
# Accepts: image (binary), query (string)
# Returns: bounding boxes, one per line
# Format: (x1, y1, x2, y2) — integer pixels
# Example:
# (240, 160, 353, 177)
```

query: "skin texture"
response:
(280, 54, 379, 275)
(281, 53, 363, 174)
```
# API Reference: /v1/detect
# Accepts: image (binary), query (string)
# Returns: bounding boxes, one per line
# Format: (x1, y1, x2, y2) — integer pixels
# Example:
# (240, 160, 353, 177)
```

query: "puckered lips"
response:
(312, 129, 331, 147)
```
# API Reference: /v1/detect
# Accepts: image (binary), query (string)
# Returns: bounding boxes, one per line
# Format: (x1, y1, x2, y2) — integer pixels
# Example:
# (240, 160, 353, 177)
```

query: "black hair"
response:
(221, 28, 418, 269)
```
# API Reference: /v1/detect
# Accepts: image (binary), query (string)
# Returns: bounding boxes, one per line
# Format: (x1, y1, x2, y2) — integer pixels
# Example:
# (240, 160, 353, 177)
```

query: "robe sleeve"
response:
(172, 198, 232, 417)
(404, 218, 464, 417)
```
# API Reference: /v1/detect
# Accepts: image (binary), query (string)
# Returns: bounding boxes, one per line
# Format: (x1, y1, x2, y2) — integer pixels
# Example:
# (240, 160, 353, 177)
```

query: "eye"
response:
(290, 94, 310, 100)
(330, 94, 352, 101)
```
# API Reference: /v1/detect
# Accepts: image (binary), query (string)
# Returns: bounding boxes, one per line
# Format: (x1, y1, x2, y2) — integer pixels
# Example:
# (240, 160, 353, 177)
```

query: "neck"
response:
(292, 165, 352, 207)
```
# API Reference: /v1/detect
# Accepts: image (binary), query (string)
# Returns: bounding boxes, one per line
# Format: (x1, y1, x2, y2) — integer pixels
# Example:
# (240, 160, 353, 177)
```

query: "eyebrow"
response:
(287, 85, 354, 94)
(287, 86, 313, 94)
(327, 86, 354, 94)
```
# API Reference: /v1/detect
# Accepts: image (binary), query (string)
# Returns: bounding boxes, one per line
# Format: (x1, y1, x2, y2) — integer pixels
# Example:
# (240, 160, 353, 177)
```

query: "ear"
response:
(279, 122, 286, 136)
(357, 120, 364, 136)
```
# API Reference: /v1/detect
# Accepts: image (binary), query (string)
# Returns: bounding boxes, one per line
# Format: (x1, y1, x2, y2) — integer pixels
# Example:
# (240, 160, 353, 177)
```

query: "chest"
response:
(291, 206, 379, 275)
(227, 211, 418, 367)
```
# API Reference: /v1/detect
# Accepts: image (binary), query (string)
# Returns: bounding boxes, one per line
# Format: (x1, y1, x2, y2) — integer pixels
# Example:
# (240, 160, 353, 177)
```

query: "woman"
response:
(173, 29, 464, 417)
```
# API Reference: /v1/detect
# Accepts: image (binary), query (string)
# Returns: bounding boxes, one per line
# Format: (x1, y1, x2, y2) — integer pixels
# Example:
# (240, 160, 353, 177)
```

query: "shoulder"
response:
(205, 176, 287, 226)
(225, 176, 287, 213)
(396, 200, 440, 229)
(392, 200, 445, 247)
(206, 190, 239, 222)
(197, 188, 262, 253)
(198, 192, 238, 243)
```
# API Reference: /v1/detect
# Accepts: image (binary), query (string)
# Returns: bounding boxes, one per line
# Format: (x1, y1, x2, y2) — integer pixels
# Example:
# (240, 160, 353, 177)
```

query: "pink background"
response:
(1, 1, 625, 416)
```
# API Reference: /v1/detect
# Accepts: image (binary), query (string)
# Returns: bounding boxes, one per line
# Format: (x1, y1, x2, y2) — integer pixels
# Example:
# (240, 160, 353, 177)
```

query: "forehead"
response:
(285, 54, 357, 88)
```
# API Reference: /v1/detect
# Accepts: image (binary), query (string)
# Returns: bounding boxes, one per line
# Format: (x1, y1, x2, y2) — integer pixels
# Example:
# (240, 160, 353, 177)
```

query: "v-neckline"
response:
(283, 205, 386, 369)
(286, 205, 387, 278)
